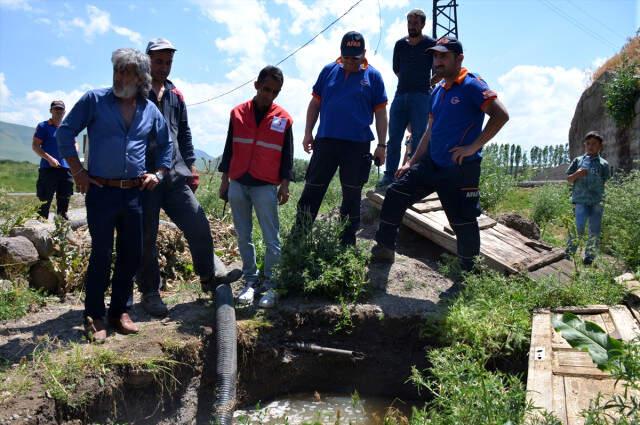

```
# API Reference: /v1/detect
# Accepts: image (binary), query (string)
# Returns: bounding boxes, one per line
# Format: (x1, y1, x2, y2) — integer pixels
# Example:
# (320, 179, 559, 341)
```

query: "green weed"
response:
(0, 281, 47, 320)
(602, 170, 640, 269)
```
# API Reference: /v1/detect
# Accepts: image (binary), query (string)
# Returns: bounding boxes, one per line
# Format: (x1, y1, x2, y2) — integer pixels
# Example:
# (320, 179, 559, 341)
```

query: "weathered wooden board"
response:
(526, 306, 640, 424)
(366, 191, 573, 278)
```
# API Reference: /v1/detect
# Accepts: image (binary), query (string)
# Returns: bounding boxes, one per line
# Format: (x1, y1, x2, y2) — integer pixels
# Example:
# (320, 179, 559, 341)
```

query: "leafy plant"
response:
(531, 184, 571, 238)
(603, 57, 640, 128)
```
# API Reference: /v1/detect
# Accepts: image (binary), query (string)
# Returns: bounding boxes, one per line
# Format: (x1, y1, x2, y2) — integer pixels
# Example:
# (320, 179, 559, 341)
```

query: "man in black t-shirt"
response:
(377, 9, 435, 189)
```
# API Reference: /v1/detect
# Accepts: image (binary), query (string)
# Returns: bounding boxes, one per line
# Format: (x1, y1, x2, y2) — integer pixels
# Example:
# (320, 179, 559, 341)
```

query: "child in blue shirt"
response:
(565, 131, 610, 265)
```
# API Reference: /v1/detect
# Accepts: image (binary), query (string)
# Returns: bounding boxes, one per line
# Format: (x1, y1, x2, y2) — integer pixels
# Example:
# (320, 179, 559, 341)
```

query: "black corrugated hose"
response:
(213, 283, 237, 425)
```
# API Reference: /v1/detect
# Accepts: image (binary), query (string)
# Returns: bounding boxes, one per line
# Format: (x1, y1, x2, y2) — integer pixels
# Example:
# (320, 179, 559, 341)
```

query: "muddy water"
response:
(233, 393, 412, 424)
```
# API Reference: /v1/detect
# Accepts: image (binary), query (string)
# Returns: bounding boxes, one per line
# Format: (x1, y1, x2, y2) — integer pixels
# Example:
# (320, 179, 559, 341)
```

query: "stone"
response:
(497, 213, 541, 240)
(0, 279, 12, 292)
(9, 219, 55, 259)
(569, 71, 640, 171)
(0, 236, 39, 266)
(29, 260, 63, 293)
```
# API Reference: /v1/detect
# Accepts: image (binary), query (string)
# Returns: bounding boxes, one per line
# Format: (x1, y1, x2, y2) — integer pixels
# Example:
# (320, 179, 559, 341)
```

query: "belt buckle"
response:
(120, 180, 126, 189)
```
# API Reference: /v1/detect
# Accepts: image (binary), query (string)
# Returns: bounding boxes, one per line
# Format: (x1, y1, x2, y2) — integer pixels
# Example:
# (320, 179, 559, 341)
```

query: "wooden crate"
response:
(526, 305, 640, 424)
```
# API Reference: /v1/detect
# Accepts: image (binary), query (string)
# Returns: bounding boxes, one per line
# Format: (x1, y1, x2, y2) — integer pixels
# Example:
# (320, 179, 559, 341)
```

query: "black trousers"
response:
(375, 157, 482, 271)
(36, 167, 74, 218)
(294, 138, 372, 245)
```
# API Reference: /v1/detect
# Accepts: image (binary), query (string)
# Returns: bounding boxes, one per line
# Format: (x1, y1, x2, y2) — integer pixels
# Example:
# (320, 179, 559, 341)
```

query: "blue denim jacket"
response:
(567, 154, 610, 205)
(57, 88, 172, 179)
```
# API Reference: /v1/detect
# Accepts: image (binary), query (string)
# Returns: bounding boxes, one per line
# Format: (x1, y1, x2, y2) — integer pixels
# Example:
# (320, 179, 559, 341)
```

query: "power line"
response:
(564, 0, 630, 42)
(188, 0, 365, 107)
(539, 0, 617, 49)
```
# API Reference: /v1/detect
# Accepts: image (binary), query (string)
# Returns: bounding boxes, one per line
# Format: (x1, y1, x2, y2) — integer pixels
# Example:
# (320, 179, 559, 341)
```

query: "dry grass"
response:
(592, 36, 640, 82)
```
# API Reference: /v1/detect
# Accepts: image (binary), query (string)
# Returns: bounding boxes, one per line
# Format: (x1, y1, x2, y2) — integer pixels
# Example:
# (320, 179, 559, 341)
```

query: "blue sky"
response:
(0, 0, 637, 159)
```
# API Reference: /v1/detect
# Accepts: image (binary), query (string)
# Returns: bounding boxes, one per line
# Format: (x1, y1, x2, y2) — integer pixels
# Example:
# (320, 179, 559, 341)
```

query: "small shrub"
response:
(0, 188, 39, 236)
(0, 281, 47, 320)
(603, 57, 640, 128)
(480, 153, 516, 212)
(275, 216, 369, 303)
(531, 184, 571, 236)
(602, 170, 640, 269)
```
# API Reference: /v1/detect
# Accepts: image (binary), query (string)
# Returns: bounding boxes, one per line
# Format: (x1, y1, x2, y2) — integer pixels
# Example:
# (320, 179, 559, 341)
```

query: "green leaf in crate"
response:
(552, 312, 624, 370)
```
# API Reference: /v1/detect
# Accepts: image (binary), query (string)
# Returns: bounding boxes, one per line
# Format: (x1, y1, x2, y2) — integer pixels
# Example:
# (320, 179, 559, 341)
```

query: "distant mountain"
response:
(0, 120, 216, 167)
(0, 120, 39, 164)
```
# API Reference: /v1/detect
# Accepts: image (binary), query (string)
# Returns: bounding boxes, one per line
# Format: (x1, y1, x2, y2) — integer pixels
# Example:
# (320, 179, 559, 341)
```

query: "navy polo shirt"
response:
(312, 60, 387, 143)
(429, 68, 497, 168)
(34, 119, 69, 169)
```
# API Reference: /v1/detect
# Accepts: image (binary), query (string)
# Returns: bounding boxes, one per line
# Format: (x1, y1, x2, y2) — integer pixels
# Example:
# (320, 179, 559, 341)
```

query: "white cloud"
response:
(0, 0, 31, 11)
(35, 17, 51, 25)
(491, 64, 590, 151)
(50, 56, 74, 69)
(67, 5, 142, 45)
(0, 80, 89, 127)
(0, 73, 11, 106)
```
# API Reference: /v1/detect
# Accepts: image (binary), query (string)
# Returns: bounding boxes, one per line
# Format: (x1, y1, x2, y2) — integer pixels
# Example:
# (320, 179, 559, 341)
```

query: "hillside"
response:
(0, 120, 39, 164)
(0, 120, 217, 166)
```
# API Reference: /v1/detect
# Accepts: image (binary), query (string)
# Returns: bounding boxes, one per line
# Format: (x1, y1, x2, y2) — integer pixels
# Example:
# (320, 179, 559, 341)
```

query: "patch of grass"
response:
(602, 170, 640, 269)
(0, 282, 48, 320)
(492, 187, 536, 216)
(0, 160, 38, 193)
(531, 183, 572, 239)
(405, 264, 627, 424)
(0, 187, 39, 236)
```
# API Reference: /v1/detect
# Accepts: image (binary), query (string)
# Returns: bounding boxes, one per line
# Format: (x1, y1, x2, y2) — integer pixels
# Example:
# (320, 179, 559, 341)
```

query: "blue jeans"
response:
(137, 176, 214, 295)
(85, 185, 143, 319)
(228, 180, 280, 283)
(386, 92, 431, 176)
(566, 203, 604, 261)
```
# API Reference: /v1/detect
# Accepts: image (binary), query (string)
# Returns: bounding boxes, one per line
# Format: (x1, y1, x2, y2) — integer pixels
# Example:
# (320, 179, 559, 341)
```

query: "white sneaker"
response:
(237, 284, 255, 305)
(258, 289, 278, 309)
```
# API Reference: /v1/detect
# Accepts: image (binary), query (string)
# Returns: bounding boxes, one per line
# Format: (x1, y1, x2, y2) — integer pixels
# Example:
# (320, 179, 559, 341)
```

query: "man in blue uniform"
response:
(371, 37, 510, 271)
(294, 31, 388, 246)
(377, 9, 435, 189)
(32, 100, 74, 220)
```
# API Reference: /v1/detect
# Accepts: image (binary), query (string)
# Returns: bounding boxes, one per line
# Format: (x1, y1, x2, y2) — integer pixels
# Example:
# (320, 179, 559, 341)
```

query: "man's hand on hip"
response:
(450, 143, 480, 165)
(47, 158, 61, 168)
(395, 162, 411, 179)
(72, 169, 101, 194)
(140, 173, 160, 190)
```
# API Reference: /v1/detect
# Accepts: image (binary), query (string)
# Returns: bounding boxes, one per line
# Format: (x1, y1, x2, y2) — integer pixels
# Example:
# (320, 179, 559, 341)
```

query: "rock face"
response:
(0, 236, 39, 266)
(497, 213, 541, 240)
(569, 72, 640, 171)
(9, 219, 56, 259)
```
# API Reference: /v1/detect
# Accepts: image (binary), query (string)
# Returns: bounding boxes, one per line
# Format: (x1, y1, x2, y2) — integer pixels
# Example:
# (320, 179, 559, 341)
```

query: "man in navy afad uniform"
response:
(372, 37, 510, 272)
(32, 100, 74, 220)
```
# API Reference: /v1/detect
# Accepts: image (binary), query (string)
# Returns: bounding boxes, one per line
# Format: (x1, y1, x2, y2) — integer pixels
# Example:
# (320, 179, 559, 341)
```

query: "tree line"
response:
(483, 143, 570, 176)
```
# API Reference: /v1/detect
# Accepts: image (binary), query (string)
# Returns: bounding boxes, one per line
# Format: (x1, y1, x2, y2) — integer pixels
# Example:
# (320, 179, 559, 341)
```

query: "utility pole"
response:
(432, 0, 459, 39)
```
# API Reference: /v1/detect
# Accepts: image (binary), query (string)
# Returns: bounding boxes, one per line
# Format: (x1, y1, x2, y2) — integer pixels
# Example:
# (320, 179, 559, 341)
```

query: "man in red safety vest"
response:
(218, 65, 294, 309)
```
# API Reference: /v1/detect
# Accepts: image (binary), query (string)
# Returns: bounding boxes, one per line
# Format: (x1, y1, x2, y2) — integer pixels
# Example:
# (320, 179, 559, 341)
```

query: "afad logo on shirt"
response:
(360, 79, 370, 87)
(450, 96, 460, 104)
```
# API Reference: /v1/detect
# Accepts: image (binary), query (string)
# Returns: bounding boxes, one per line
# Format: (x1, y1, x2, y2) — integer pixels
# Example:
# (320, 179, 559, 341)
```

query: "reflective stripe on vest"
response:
(256, 141, 283, 152)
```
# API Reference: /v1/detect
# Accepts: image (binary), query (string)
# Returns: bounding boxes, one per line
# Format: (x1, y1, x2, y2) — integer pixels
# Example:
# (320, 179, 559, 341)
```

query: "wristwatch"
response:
(154, 171, 165, 183)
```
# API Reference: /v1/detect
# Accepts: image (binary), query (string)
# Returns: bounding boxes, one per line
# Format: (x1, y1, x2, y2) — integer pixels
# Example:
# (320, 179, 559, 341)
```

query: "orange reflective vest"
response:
(228, 100, 292, 185)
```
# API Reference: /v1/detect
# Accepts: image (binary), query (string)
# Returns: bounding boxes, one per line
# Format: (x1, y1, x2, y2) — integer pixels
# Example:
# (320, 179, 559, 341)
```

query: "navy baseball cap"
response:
(146, 38, 177, 54)
(50, 100, 65, 109)
(340, 31, 365, 57)
(428, 36, 463, 54)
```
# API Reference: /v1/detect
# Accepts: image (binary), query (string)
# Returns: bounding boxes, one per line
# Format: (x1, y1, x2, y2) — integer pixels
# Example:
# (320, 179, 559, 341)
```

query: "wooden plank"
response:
(627, 302, 640, 324)
(564, 376, 623, 425)
(526, 312, 554, 419)
(411, 200, 443, 213)
(551, 306, 610, 314)
(600, 312, 620, 339)
(608, 305, 640, 342)
(552, 375, 568, 425)
(367, 191, 520, 274)
(513, 248, 566, 272)
(419, 193, 439, 202)
(443, 216, 497, 235)
(554, 351, 606, 376)
(486, 226, 540, 257)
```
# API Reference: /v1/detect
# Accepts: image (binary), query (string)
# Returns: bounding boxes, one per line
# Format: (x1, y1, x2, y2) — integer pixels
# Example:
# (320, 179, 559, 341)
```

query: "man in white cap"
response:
(136, 38, 240, 317)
